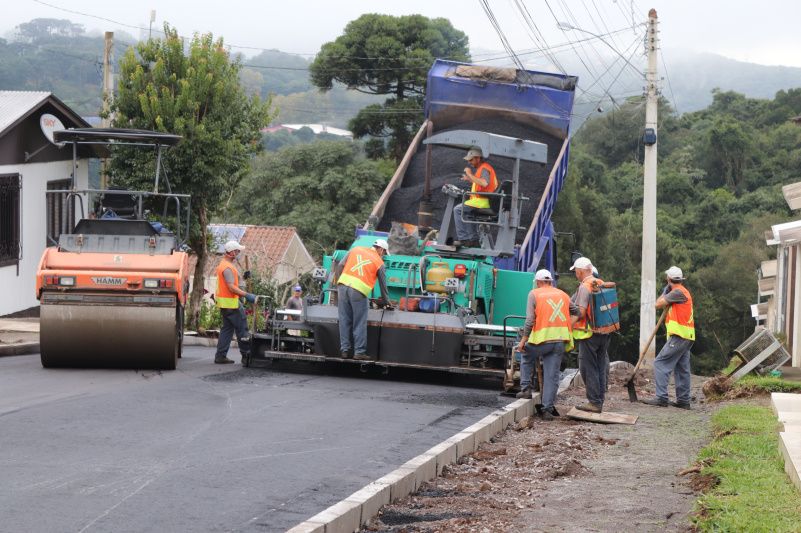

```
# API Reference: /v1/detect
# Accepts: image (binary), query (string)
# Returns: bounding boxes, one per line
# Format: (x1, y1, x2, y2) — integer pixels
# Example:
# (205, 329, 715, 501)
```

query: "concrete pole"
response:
(101, 31, 114, 189)
(639, 9, 659, 366)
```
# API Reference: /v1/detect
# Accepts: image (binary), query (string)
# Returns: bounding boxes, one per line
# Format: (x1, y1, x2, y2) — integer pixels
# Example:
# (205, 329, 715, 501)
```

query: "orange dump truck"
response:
(35, 128, 190, 370)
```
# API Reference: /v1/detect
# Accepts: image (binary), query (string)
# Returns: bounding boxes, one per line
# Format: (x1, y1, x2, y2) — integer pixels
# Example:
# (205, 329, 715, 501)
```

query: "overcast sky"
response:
(4, 0, 801, 68)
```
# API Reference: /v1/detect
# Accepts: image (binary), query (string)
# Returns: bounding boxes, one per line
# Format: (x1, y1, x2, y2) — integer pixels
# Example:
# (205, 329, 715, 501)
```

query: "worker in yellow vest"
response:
(517, 269, 574, 420)
(453, 147, 498, 248)
(335, 239, 391, 360)
(214, 240, 257, 364)
(569, 256, 611, 413)
(642, 266, 695, 409)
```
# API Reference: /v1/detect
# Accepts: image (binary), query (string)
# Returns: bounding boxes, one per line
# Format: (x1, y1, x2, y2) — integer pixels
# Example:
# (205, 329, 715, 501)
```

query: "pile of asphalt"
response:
(378, 118, 562, 243)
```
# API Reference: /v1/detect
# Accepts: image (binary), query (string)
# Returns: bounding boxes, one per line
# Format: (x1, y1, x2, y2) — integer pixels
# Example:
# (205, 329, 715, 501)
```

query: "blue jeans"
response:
(578, 333, 610, 407)
(338, 285, 369, 355)
(453, 203, 479, 241)
(215, 305, 250, 360)
(653, 336, 693, 403)
(521, 341, 564, 411)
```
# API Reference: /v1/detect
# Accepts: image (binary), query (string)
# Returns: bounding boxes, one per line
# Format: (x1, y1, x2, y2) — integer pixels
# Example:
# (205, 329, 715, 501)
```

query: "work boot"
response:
(670, 400, 692, 410)
(576, 403, 602, 413)
(353, 353, 372, 361)
(462, 239, 480, 248)
(541, 409, 555, 421)
(214, 357, 234, 364)
(340, 351, 353, 359)
(641, 397, 669, 407)
(515, 387, 532, 399)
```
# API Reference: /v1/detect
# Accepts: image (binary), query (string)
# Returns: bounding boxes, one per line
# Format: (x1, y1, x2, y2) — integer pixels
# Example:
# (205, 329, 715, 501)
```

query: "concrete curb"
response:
(0, 342, 39, 356)
(287, 395, 539, 533)
(182, 335, 218, 347)
(772, 392, 801, 493)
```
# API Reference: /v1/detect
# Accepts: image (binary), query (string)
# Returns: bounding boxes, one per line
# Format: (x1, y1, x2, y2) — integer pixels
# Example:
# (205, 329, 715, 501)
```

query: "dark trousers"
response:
(578, 333, 610, 407)
(215, 305, 250, 360)
(337, 285, 369, 355)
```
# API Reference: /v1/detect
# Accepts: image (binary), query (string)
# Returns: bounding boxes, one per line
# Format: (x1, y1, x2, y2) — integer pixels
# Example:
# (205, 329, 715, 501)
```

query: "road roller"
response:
(35, 128, 190, 370)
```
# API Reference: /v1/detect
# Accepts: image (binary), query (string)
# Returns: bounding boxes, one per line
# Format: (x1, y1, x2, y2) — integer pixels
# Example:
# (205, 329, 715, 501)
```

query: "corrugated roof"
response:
(0, 91, 51, 136)
(189, 224, 301, 279)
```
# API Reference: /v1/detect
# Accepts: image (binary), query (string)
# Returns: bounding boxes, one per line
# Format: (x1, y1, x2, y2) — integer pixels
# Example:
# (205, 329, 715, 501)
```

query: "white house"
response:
(0, 91, 91, 316)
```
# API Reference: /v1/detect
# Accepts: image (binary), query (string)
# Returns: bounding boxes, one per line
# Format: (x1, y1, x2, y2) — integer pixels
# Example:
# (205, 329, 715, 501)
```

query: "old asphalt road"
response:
(0, 346, 511, 532)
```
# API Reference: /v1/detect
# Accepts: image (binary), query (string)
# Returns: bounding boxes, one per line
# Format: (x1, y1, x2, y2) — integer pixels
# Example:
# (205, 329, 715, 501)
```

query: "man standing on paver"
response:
(214, 240, 257, 364)
(517, 269, 574, 420)
(642, 266, 695, 409)
(570, 257, 611, 413)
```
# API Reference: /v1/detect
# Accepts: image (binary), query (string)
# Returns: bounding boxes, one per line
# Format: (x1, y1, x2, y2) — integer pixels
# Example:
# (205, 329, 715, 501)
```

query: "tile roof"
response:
(189, 224, 300, 279)
(0, 91, 51, 136)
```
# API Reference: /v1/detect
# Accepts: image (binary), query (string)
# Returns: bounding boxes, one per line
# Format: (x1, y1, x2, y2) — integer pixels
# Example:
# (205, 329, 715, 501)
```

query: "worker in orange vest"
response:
(214, 240, 257, 364)
(642, 266, 695, 409)
(453, 147, 498, 248)
(569, 256, 611, 413)
(517, 269, 574, 420)
(335, 239, 391, 360)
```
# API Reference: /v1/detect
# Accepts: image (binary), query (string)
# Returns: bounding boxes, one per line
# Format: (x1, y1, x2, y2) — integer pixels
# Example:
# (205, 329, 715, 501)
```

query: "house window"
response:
(0, 174, 21, 267)
(46, 179, 75, 245)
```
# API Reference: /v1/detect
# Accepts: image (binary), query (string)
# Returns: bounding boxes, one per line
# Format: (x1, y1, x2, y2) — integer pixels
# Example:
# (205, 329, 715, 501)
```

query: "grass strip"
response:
(734, 376, 801, 394)
(693, 404, 801, 532)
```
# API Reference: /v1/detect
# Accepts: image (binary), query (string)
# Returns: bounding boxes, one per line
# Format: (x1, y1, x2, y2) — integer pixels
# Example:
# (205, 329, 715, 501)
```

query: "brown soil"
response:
(364, 375, 714, 532)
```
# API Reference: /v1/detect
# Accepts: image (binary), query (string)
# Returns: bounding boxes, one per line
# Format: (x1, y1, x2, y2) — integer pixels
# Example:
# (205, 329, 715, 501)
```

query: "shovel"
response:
(626, 307, 668, 402)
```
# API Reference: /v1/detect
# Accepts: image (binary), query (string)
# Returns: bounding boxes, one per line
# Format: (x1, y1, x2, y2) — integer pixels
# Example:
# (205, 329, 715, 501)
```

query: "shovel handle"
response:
(630, 307, 669, 377)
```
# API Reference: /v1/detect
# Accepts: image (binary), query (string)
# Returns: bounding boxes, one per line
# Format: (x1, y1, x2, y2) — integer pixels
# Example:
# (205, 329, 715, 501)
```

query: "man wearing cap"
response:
(517, 269, 574, 420)
(453, 147, 498, 248)
(334, 239, 392, 360)
(214, 240, 258, 364)
(285, 285, 304, 313)
(569, 256, 610, 413)
(642, 266, 695, 409)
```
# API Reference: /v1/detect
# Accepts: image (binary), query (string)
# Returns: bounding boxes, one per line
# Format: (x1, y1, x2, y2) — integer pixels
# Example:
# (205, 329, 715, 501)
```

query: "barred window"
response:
(46, 179, 74, 245)
(0, 174, 21, 267)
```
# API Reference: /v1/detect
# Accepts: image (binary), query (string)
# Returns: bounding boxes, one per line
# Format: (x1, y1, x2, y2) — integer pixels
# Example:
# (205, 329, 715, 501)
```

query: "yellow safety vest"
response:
(464, 161, 498, 209)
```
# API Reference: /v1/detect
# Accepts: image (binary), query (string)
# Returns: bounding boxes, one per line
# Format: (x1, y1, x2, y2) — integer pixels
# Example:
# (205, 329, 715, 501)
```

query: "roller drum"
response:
(40, 292, 179, 370)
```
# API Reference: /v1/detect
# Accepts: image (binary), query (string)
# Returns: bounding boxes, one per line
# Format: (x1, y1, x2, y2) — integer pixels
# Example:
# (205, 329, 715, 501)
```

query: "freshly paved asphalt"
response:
(0, 347, 511, 532)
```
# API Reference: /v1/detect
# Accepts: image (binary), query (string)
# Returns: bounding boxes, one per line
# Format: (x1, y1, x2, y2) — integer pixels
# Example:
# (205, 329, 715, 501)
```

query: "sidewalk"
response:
(0, 318, 40, 356)
(772, 392, 801, 493)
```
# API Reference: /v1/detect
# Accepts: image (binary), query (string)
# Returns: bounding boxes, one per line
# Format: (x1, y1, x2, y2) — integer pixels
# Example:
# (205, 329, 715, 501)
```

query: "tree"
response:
(15, 18, 85, 43)
(309, 14, 469, 160)
(232, 141, 394, 255)
(108, 25, 274, 329)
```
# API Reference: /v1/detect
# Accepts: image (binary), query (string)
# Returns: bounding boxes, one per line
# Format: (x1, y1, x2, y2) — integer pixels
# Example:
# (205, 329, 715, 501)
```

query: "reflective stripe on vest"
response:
(528, 286, 574, 350)
(464, 162, 498, 209)
(666, 284, 695, 341)
(337, 246, 384, 297)
(572, 275, 601, 340)
(215, 258, 240, 309)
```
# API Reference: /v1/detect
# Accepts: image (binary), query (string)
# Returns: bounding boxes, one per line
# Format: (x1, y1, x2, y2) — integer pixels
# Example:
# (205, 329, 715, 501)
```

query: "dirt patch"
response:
(365, 375, 714, 532)
(702, 375, 733, 398)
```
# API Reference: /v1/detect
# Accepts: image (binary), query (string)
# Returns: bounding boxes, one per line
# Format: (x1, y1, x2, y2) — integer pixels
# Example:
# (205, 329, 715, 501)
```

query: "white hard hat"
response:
(372, 239, 389, 252)
(224, 240, 245, 253)
(665, 265, 684, 281)
(534, 269, 553, 281)
(570, 257, 593, 271)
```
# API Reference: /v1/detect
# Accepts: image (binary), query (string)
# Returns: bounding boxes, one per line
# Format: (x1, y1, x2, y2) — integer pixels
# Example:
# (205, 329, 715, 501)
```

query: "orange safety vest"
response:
(215, 257, 241, 309)
(573, 275, 602, 340)
(337, 246, 384, 297)
(666, 284, 695, 341)
(464, 161, 498, 209)
(528, 286, 574, 351)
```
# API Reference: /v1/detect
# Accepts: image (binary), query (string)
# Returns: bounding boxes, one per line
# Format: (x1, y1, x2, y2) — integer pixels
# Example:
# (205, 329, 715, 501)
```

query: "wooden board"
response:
(566, 407, 638, 425)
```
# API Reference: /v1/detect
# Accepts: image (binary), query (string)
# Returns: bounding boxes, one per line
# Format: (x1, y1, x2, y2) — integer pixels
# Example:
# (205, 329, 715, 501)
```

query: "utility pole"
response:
(101, 31, 114, 189)
(639, 9, 659, 366)
(149, 10, 156, 40)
